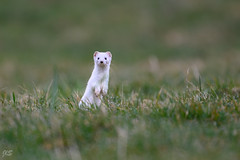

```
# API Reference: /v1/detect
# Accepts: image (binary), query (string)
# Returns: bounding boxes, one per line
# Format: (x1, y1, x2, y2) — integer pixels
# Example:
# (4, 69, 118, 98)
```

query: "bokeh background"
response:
(0, 0, 240, 90)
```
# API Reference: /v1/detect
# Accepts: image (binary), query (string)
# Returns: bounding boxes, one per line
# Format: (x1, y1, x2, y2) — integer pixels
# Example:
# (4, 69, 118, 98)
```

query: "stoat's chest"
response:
(95, 72, 108, 83)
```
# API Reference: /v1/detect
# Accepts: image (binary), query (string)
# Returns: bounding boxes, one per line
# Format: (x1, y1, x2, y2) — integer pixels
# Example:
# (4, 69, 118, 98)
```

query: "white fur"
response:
(79, 51, 112, 108)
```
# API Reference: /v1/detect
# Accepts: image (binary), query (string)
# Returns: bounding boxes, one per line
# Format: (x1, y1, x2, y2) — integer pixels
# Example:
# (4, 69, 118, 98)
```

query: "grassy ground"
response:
(1, 0, 240, 160)
(0, 56, 240, 160)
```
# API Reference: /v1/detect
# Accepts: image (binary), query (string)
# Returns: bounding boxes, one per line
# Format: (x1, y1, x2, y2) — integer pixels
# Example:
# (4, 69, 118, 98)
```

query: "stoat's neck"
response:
(90, 65, 109, 83)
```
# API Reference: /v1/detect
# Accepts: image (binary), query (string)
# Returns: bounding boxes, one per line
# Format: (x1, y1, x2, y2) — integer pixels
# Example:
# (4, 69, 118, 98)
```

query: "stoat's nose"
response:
(100, 61, 103, 64)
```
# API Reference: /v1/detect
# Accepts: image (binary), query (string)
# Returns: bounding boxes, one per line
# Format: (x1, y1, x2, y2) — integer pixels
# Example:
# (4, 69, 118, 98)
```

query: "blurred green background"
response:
(0, 0, 240, 88)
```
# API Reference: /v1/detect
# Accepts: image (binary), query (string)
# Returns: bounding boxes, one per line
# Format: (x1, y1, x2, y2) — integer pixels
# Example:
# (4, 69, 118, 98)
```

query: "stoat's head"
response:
(93, 51, 112, 68)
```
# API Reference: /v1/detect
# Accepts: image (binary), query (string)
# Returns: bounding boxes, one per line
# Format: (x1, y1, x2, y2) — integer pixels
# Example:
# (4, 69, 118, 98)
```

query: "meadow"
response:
(0, 0, 240, 159)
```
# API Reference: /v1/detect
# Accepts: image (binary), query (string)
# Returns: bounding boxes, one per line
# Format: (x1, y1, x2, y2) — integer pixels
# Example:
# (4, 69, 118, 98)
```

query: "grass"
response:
(0, 71, 240, 160)
(1, 54, 240, 160)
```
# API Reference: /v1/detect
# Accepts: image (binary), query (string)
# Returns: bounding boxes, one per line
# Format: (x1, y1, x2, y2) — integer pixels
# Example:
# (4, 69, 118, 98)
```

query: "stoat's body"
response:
(79, 51, 112, 107)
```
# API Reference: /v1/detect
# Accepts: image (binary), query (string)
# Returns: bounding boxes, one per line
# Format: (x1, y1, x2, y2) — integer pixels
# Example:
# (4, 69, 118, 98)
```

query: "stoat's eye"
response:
(97, 57, 100, 60)
(105, 57, 107, 60)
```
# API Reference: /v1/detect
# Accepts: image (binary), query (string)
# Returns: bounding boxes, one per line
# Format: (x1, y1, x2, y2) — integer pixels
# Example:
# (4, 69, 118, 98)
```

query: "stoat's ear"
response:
(106, 51, 112, 58)
(93, 51, 99, 57)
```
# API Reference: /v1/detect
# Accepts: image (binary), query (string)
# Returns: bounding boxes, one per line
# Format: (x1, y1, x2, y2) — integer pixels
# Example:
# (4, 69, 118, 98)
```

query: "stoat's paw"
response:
(102, 88, 108, 95)
(102, 85, 108, 95)
(95, 87, 101, 97)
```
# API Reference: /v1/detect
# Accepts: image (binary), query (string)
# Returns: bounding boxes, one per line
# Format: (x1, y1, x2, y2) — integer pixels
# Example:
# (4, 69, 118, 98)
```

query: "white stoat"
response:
(79, 51, 112, 108)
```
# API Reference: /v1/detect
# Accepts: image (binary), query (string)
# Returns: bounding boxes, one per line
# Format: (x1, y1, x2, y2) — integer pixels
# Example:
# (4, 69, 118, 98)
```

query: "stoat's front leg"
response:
(101, 79, 109, 95)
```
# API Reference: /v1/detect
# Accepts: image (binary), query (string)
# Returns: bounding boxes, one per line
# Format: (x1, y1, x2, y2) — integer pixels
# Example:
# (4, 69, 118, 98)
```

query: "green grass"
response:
(0, 74, 240, 160)
(1, 55, 240, 160)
